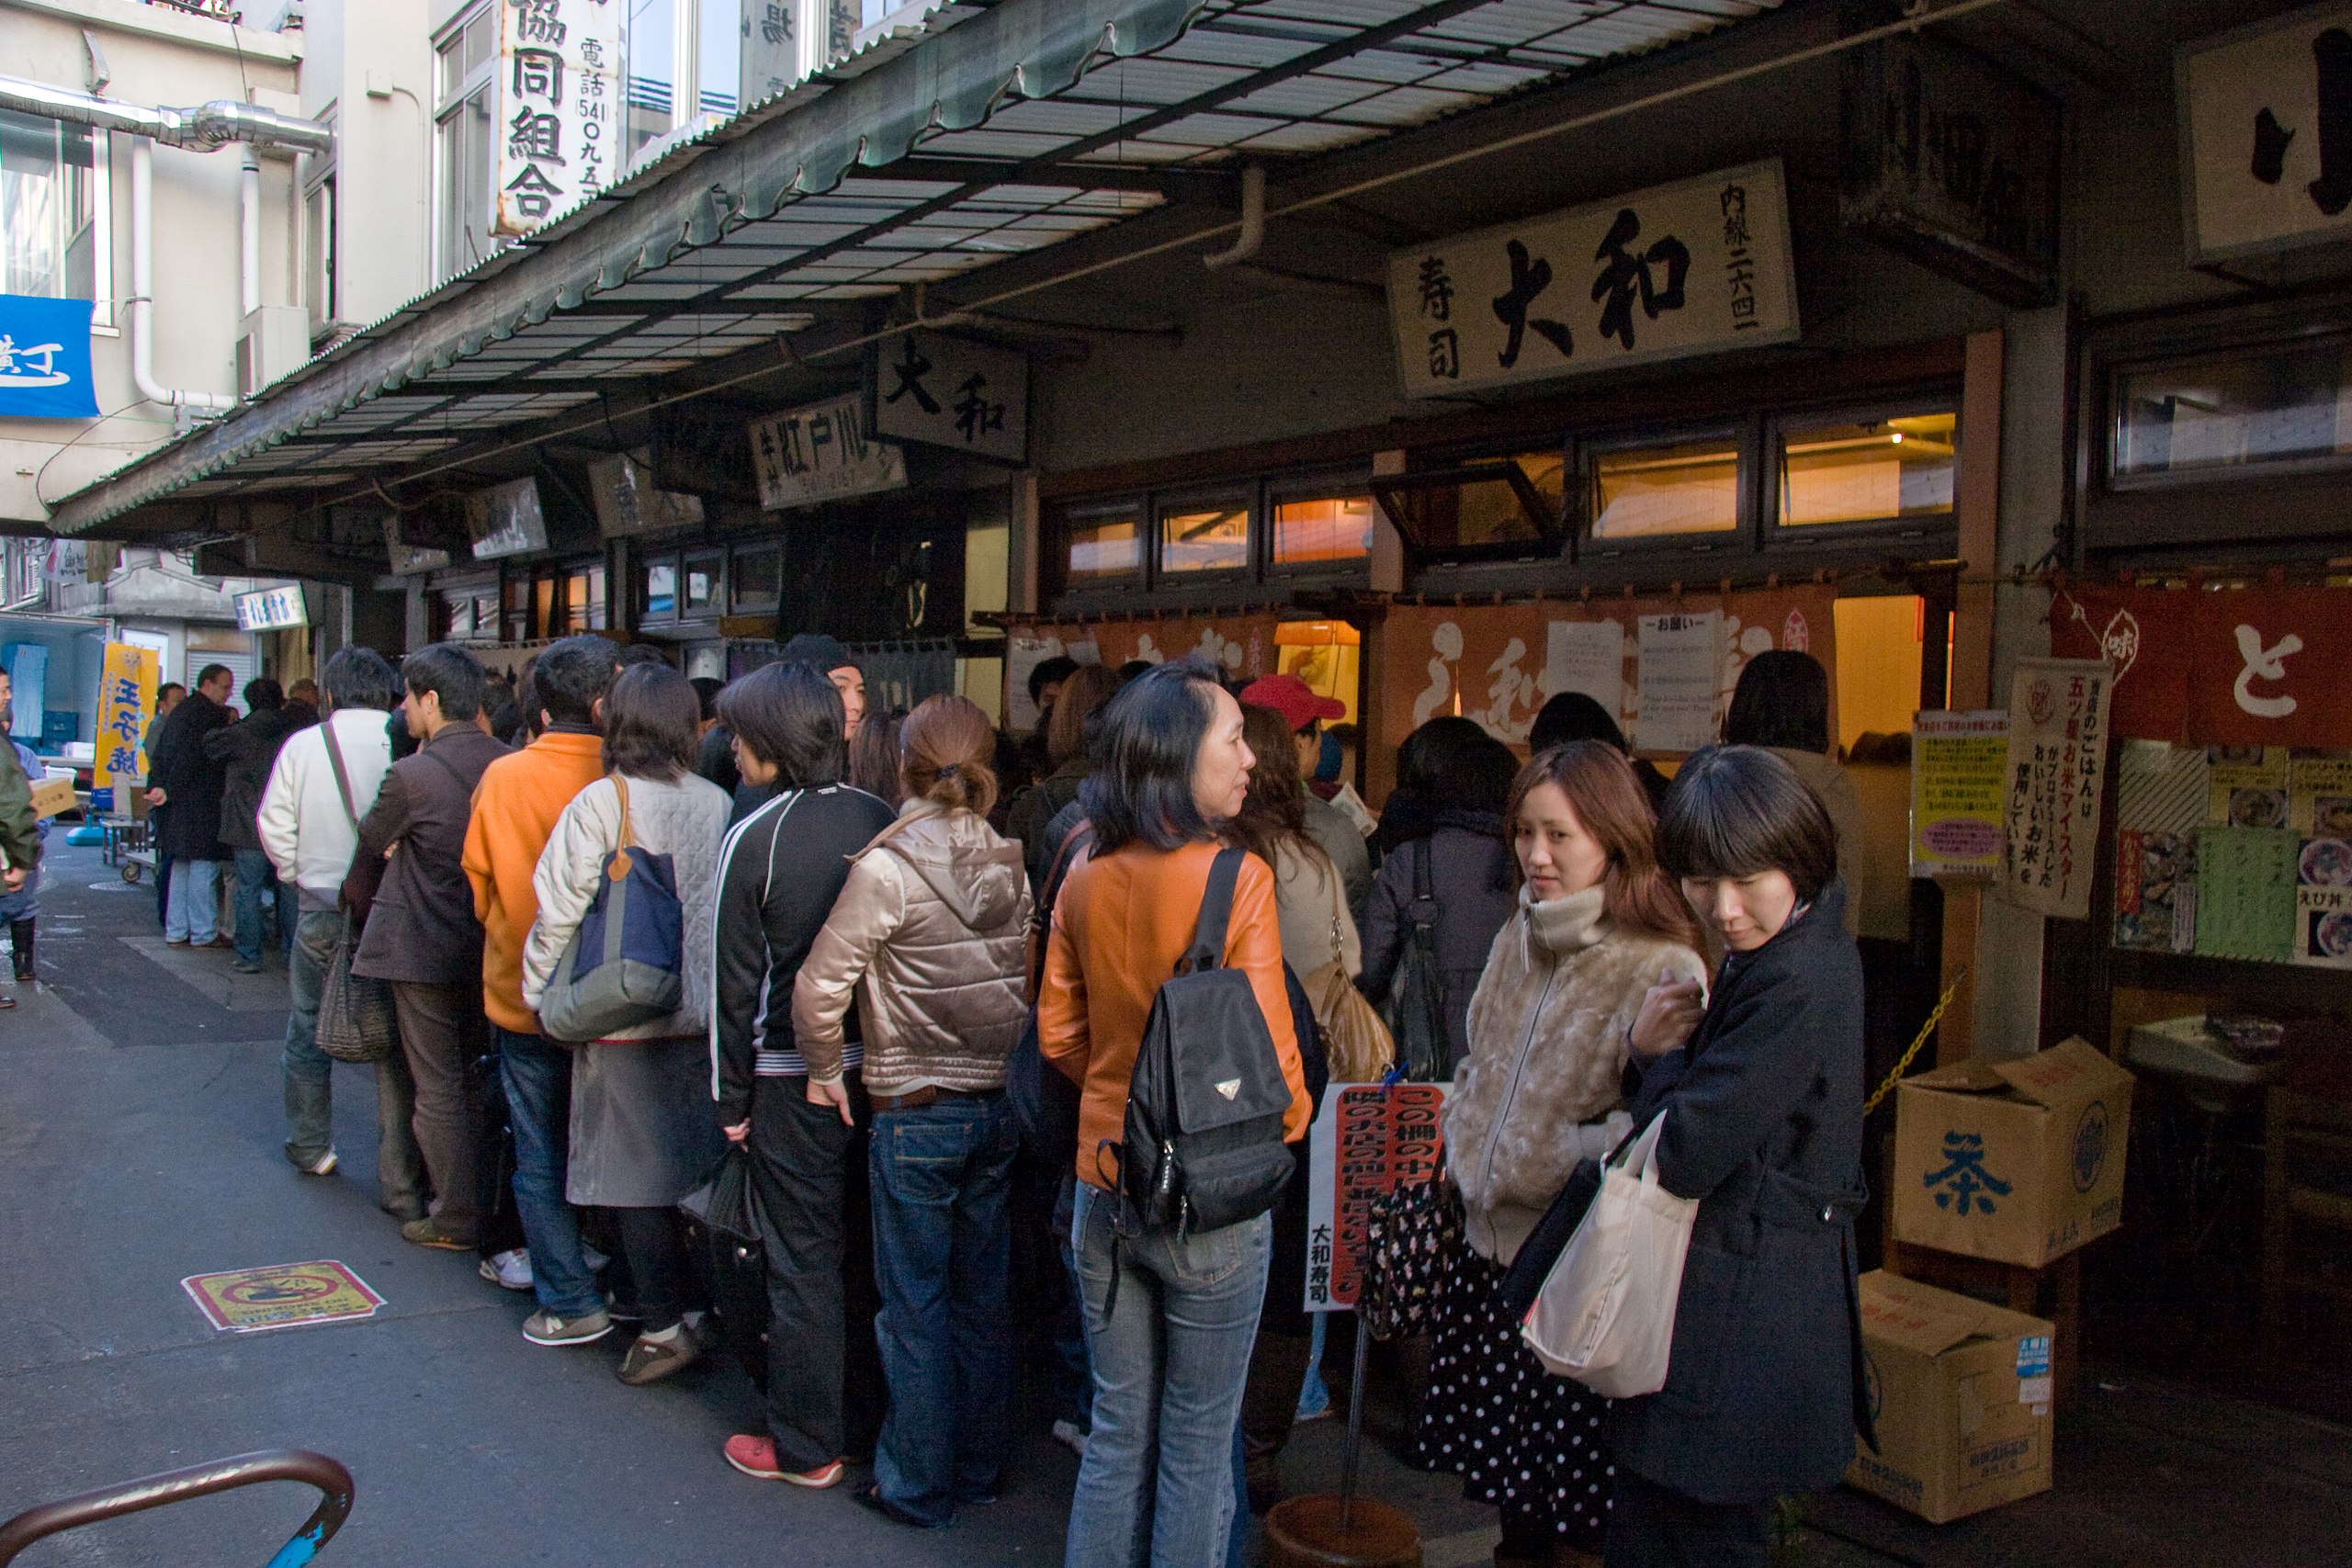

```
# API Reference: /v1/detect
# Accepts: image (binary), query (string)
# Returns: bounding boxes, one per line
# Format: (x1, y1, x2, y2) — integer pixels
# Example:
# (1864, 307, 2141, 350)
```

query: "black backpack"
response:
(1103, 847, 1297, 1236)
(1384, 839, 1451, 1082)
(1008, 818, 1094, 1166)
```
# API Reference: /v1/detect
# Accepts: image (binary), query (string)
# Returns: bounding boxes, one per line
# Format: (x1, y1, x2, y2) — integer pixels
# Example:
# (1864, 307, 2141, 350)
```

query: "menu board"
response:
(1911, 710, 2009, 877)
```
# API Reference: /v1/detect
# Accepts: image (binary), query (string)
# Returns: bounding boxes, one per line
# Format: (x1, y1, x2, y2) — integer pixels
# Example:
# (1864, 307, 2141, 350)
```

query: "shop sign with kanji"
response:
(2179, 6, 2352, 261)
(747, 395, 907, 509)
(1386, 159, 1798, 397)
(492, 0, 622, 238)
(874, 332, 1028, 464)
(2001, 658, 2112, 921)
(1302, 1082, 1447, 1313)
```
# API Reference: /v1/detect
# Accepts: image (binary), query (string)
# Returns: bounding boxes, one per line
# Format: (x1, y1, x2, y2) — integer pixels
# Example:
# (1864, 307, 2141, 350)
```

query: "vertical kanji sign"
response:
(873, 332, 1029, 463)
(2181, 7, 2352, 260)
(2002, 658, 2112, 920)
(94, 642, 158, 791)
(1386, 161, 1798, 397)
(493, 0, 622, 238)
(1303, 1083, 1448, 1313)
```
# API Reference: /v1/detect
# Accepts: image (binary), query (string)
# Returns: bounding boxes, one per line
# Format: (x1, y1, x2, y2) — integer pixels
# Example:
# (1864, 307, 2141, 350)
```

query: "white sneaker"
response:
(1052, 1419, 1089, 1457)
(479, 1248, 533, 1292)
(298, 1149, 338, 1177)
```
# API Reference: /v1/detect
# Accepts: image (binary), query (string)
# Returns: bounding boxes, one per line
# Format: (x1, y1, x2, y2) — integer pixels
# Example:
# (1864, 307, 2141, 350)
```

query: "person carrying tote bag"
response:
(522, 665, 730, 1388)
(1602, 745, 1871, 1568)
(1415, 742, 1705, 1568)
(1521, 1111, 1697, 1397)
(536, 773, 685, 1043)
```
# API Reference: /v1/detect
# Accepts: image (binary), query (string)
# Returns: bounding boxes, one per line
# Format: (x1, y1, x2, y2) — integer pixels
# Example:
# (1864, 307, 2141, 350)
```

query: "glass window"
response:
(1373, 460, 1555, 558)
(0, 108, 97, 300)
(303, 174, 336, 330)
(628, 0, 678, 155)
(1589, 439, 1740, 540)
(684, 550, 722, 615)
(444, 593, 476, 638)
(2112, 340, 2352, 479)
(697, 0, 741, 118)
(1780, 411, 1956, 526)
(644, 558, 677, 618)
(564, 564, 607, 632)
(1064, 510, 1141, 585)
(1159, 501, 1250, 574)
(733, 544, 782, 611)
(434, 9, 497, 283)
(1272, 494, 1374, 568)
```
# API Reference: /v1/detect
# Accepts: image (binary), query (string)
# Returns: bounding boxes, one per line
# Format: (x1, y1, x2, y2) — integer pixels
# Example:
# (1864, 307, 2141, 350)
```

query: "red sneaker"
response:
(723, 1435, 842, 1489)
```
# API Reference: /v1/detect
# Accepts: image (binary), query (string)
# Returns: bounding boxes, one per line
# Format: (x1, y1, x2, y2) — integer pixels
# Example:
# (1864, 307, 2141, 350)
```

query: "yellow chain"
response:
(1862, 968, 1967, 1116)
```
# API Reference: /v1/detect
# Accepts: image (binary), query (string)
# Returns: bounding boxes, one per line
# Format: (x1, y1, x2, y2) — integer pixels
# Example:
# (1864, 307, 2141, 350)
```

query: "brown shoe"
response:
(616, 1326, 701, 1386)
(202, 935, 236, 949)
(400, 1217, 475, 1251)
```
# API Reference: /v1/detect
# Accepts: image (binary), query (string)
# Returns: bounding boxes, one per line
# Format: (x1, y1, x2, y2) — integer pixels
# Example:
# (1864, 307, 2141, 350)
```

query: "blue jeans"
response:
(231, 848, 288, 964)
(497, 1025, 600, 1317)
(868, 1093, 1020, 1524)
(1066, 1183, 1272, 1568)
(164, 857, 220, 944)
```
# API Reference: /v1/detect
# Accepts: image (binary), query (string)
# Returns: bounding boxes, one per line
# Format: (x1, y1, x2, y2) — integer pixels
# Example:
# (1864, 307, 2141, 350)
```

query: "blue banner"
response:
(0, 294, 98, 419)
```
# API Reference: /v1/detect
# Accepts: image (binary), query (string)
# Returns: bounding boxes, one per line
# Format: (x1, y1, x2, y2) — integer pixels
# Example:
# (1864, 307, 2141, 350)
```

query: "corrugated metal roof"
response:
(51, 0, 1781, 536)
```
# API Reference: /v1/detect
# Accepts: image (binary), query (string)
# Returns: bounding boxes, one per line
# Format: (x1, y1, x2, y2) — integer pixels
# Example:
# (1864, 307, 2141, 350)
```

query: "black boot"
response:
(9, 918, 32, 983)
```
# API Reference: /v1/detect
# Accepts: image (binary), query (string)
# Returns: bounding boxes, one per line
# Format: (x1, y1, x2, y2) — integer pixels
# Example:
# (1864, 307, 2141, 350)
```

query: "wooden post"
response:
(1940, 329, 2006, 1064)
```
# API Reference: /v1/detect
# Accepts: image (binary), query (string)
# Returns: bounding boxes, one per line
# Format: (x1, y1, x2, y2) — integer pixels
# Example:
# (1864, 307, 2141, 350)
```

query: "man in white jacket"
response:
(258, 647, 424, 1212)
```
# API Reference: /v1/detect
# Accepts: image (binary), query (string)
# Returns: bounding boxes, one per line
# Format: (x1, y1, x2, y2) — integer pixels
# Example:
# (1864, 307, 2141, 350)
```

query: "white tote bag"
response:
(1520, 1111, 1699, 1398)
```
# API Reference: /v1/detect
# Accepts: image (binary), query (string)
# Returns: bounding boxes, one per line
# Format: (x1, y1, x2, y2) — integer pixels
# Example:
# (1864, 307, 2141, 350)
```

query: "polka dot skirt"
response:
(1415, 1247, 1612, 1551)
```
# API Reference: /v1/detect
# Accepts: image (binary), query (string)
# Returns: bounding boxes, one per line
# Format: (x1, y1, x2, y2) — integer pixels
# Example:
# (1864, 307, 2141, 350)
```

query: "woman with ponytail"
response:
(792, 694, 1034, 1529)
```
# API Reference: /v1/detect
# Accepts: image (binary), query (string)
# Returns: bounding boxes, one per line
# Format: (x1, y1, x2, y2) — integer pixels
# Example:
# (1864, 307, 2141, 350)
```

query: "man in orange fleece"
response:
(463, 635, 617, 1347)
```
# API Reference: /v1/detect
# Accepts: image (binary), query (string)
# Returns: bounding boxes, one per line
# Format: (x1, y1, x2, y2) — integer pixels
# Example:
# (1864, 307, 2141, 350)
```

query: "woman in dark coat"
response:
(1611, 744, 1871, 1568)
(1358, 716, 1520, 1080)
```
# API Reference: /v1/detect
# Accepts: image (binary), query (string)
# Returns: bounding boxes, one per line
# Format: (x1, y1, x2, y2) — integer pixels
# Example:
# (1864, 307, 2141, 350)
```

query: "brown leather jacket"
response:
(792, 800, 1032, 1095)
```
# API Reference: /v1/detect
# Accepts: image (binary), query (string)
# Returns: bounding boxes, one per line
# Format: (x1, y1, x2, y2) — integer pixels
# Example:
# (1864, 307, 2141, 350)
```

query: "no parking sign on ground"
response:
(182, 1261, 384, 1333)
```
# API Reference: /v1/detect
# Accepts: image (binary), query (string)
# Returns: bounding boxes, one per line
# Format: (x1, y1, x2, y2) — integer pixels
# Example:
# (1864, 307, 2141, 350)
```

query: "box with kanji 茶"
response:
(1890, 1037, 2134, 1269)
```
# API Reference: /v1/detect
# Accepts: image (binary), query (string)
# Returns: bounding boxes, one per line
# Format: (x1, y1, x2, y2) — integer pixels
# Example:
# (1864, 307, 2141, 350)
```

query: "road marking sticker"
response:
(182, 1260, 385, 1333)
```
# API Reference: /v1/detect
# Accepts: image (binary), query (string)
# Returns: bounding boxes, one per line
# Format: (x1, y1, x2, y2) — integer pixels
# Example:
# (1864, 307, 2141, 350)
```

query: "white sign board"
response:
(586, 452, 706, 537)
(2180, 7, 2352, 260)
(2001, 659, 2113, 921)
(748, 395, 908, 510)
(493, 0, 624, 237)
(235, 585, 308, 633)
(876, 332, 1029, 463)
(1388, 160, 1799, 397)
(383, 514, 451, 576)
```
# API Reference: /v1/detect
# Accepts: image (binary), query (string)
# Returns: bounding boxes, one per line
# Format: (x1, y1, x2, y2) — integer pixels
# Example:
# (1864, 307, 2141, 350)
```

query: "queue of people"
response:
(104, 626, 1870, 1568)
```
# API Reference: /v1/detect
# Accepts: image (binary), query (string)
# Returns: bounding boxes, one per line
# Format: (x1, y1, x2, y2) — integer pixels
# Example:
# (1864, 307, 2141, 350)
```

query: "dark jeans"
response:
(612, 1206, 689, 1334)
(392, 980, 490, 1246)
(1603, 1471, 1771, 1568)
(496, 1025, 600, 1317)
(867, 1092, 1019, 1524)
(230, 847, 290, 965)
(744, 1076, 884, 1471)
(283, 908, 424, 1215)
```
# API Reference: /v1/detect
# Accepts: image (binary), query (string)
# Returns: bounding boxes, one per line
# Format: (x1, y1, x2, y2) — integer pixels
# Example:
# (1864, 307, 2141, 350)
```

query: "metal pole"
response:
(1338, 1314, 1372, 1533)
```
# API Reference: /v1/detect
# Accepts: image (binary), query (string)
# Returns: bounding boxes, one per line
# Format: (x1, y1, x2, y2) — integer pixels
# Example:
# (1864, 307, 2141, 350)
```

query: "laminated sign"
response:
(2001, 659, 2111, 919)
(1387, 161, 1799, 396)
(1911, 711, 2009, 877)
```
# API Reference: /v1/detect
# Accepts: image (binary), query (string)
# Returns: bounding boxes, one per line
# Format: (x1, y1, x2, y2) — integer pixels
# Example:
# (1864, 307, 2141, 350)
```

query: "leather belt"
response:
(867, 1085, 1001, 1113)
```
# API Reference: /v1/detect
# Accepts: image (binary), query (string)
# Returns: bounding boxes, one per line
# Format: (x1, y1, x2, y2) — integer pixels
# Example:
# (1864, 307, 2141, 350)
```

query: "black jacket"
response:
(147, 693, 235, 860)
(203, 705, 302, 851)
(709, 783, 897, 1125)
(347, 726, 511, 985)
(1609, 881, 1871, 1506)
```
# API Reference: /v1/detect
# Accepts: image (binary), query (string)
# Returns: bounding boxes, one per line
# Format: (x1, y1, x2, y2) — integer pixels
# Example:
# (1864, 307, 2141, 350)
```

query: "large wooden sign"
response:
(2180, 6, 2352, 260)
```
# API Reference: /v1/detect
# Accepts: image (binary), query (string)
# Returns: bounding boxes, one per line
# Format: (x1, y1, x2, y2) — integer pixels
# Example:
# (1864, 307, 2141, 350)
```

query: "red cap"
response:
(1238, 672, 1346, 732)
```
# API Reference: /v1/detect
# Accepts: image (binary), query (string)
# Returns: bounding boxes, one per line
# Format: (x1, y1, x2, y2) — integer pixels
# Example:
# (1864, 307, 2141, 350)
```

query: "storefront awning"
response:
(50, 0, 1783, 544)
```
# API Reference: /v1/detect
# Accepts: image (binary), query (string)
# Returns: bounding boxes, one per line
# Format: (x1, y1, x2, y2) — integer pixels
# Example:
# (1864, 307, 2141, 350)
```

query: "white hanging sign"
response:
(747, 395, 908, 510)
(2180, 7, 2352, 260)
(875, 332, 1029, 463)
(493, 0, 624, 238)
(1387, 160, 1799, 397)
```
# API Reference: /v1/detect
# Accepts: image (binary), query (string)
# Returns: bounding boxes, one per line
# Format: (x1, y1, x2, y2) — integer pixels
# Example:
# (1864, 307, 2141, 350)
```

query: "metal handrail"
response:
(0, 1450, 354, 1567)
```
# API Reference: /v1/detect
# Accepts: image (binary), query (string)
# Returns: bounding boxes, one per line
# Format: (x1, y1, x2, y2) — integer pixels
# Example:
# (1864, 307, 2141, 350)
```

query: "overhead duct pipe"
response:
(1201, 164, 1265, 270)
(130, 137, 235, 413)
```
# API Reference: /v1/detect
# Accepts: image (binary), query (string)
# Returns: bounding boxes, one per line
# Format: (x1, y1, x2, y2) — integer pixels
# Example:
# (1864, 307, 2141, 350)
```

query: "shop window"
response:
(566, 563, 608, 632)
(1272, 494, 1374, 569)
(0, 107, 107, 320)
(439, 585, 500, 640)
(1780, 411, 1957, 527)
(683, 549, 724, 616)
(1588, 437, 1740, 541)
(1062, 506, 1142, 587)
(732, 544, 782, 613)
(643, 557, 678, 621)
(2111, 337, 2352, 482)
(1370, 457, 1560, 563)
(433, 4, 499, 283)
(1159, 499, 1251, 576)
(502, 573, 531, 642)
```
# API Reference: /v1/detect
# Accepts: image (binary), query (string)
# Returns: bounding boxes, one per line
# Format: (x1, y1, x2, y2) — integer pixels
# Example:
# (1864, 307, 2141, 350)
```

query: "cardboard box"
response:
(1846, 1270, 2054, 1523)
(28, 775, 76, 819)
(1891, 1036, 2133, 1268)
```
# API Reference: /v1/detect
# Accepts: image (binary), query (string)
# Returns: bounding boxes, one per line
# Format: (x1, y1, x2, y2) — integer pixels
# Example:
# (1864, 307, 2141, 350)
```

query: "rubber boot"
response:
(8, 919, 30, 983)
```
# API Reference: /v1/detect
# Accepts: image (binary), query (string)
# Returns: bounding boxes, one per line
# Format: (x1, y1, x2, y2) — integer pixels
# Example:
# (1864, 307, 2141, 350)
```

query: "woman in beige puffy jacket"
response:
(791, 694, 1031, 1529)
(1417, 741, 1708, 1568)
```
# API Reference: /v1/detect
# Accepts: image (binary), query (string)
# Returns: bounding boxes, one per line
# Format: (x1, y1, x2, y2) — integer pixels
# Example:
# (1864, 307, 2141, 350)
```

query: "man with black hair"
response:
(352, 643, 513, 1263)
(777, 632, 866, 739)
(463, 634, 621, 1346)
(146, 663, 237, 947)
(259, 647, 424, 1220)
(205, 677, 300, 973)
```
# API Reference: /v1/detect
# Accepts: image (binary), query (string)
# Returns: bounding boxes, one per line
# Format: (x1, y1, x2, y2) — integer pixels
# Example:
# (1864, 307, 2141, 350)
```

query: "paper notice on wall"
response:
(2001, 659, 2111, 920)
(2207, 746, 2290, 829)
(2289, 754, 2352, 839)
(1541, 619, 1627, 725)
(2194, 826, 2299, 963)
(1911, 710, 2009, 877)
(1634, 612, 1724, 753)
(1003, 633, 1069, 735)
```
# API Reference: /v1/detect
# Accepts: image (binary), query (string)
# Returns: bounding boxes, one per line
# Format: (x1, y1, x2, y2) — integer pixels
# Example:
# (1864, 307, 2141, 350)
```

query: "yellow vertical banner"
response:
(95, 642, 159, 790)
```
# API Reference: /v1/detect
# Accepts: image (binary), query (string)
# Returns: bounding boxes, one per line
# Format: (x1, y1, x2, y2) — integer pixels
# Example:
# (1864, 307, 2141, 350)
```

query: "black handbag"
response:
(1009, 819, 1092, 1166)
(1358, 1175, 1461, 1341)
(1382, 840, 1451, 1082)
(679, 1147, 771, 1384)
